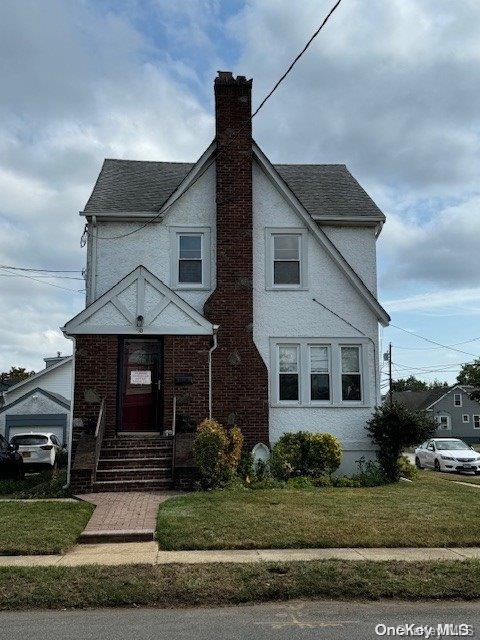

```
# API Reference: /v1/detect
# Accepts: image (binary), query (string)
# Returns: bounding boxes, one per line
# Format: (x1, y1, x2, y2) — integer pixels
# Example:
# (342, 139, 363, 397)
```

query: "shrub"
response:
(398, 454, 418, 480)
(270, 432, 342, 480)
(365, 403, 436, 482)
(332, 475, 361, 488)
(237, 450, 254, 483)
(312, 474, 332, 487)
(194, 419, 245, 489)
(286, 476, 315, 490)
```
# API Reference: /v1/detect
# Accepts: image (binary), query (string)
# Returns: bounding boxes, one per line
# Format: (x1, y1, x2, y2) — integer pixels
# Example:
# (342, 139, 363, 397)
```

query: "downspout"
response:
(91, 215, 98, 301)
(208, 326, 219, 419)
(63, 336, 76, 489)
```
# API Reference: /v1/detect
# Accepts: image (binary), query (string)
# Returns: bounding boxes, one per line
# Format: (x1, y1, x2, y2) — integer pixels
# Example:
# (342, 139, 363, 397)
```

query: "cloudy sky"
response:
(1, 0, 479, 388)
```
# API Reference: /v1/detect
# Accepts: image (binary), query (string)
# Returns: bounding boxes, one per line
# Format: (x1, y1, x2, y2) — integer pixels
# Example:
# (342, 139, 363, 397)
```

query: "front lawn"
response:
(0, 501, 94, 555)
(433, 471, 480, 485)
(0, 471, 71, 499)
(2, 560, 480, 609)
(157, 473, 480, 550)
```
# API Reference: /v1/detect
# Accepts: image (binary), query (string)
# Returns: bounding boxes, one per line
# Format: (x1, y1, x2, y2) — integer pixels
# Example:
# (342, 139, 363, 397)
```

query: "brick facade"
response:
(203, 71, 269, 447)
(72, 334, 211, 440)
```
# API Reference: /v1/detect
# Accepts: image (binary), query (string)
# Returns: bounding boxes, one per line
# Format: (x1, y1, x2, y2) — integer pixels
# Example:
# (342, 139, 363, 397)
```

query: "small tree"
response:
(193, 419, 244, 489)
(365, 403, 436, 482)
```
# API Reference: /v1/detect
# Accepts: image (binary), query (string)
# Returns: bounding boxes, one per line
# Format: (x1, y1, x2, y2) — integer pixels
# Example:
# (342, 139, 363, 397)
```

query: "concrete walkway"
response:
(2, 544, 480, 567)
(77, 491, 181, 542)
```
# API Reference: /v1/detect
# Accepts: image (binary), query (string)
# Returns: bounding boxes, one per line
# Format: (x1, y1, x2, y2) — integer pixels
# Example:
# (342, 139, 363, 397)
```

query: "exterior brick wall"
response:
(163, 335, 211, 432)
(73, 335, 118, 440)
(204, 72, 269, 447)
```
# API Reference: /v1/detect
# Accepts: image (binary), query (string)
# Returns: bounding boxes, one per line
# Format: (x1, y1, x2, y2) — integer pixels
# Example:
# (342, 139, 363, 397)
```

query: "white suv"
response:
(10, 433, 63, 469)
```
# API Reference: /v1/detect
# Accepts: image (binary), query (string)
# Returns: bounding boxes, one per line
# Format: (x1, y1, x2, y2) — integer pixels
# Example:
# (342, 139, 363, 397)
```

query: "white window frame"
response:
(277, 344, 301, 405)
(170, 227, 211, 290)
(435, 414, 451, 430)
(270, 337, 369, 407)
(308, 345, 332, 405)
(454, 393, 462, 407)
(462, 414, 470, 423)
(265, 228, 308, 290)
(473, 415, 480, 430)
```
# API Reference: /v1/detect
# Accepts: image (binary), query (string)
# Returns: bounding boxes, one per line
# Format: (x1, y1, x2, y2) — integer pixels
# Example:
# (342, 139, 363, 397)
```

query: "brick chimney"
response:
(204, 71, 269, 446)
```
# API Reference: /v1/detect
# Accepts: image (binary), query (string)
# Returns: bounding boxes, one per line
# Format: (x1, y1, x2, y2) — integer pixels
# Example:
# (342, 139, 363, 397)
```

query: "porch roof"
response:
(62, 266, 215, 336)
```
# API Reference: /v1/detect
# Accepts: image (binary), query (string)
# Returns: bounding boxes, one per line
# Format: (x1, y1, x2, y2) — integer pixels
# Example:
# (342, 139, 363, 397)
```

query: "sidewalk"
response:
(2, 543, 480, 567)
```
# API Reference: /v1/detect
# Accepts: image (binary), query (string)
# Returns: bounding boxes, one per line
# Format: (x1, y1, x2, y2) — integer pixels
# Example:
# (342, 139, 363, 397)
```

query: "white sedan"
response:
(415, 438, 480, 474)
(10, 433, 63, 469)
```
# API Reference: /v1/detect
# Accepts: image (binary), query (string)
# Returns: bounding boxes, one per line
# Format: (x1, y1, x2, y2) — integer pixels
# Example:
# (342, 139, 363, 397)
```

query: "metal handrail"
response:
(94, 398, 106, 474)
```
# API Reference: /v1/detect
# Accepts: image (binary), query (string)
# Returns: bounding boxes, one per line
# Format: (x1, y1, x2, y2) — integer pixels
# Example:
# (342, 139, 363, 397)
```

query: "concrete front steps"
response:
(93, 435, 174, 492)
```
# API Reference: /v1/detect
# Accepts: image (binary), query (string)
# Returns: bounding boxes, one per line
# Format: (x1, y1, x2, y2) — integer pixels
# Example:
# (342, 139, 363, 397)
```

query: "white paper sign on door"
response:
(130, 370, 152, 385)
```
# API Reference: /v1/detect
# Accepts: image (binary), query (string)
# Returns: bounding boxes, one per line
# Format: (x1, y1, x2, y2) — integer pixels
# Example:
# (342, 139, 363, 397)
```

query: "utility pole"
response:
(389, 342, 393, 407)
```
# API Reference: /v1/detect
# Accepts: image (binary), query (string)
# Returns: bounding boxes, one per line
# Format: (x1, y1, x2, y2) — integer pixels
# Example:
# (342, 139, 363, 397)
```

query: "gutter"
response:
(208, 326, 219, 419)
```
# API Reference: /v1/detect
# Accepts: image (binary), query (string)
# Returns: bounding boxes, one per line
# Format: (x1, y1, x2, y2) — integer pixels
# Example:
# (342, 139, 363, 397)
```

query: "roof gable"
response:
(253, 143, 390, 326)
(82, 144, 385, 221)
(62, 266, 214, 336)
(0, 387, 70, 415)
(4, 357, 72, 396)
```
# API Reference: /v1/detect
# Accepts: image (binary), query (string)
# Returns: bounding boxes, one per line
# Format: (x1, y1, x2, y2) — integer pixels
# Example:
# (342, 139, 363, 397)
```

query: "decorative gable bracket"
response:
(62, 266, 214, 336)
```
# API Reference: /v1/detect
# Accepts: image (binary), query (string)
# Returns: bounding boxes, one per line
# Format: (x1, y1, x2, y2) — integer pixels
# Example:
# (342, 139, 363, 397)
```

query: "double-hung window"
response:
(454, 393, 462, 407)
(309, 346, 330, 401)
(278, 345, 300, 402)
(436, 415, 451, 430)
(170, 227, 211, 289)
(266, 229, 307, 289)
(341, 346, 362, 401)
(474, 415, 480, 430)
(272, 339, 366, 406)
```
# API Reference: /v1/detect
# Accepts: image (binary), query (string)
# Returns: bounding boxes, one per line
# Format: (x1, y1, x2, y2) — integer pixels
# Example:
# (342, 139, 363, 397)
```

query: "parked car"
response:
(415, 438, 480, 474)
(9, 433, 63, 469)
(0, 434, 24, 479)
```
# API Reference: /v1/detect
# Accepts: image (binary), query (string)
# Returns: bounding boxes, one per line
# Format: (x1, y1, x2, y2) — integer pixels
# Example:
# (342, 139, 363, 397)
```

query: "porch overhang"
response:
(62, 265, 214, 337)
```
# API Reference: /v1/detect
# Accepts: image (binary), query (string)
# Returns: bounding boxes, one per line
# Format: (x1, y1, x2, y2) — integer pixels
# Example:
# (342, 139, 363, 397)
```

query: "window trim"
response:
(473, 415, 480, 430)
(454, 393, 462, 407)
(265, 228, 308, 290)
(308, 344, 332, 405)
(340, 345, 363, 403)
(435, 414, 451, 430)
(277, 344, 301, 404)
(270, 337, 369, 407)
(462, 414, 470, 423)
(170, 227, 211, 290)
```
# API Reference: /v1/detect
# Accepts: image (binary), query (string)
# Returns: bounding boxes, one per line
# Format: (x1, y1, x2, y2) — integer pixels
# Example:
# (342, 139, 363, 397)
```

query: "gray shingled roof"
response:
(84, 154, 385, 220)
(391, 388, 450, 411)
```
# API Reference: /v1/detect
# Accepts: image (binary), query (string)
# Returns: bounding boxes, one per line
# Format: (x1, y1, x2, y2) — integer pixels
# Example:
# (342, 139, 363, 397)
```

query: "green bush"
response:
(398, 454, 418, 480)
(270, 432, 342, 480)
(286, 476, 315, 490)
(366, 403, 437, 482)
(312, 474, 333, 487)
(193, 419, 245, 489)
(332, 475, 361, 488)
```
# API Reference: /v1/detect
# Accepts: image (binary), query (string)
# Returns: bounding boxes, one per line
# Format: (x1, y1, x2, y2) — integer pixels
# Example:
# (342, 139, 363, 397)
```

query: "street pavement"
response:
(2, 600, 480, 640)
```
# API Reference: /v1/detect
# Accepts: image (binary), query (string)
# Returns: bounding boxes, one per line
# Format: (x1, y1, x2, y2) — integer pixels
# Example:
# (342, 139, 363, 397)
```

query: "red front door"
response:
(119, 338, 163, 432)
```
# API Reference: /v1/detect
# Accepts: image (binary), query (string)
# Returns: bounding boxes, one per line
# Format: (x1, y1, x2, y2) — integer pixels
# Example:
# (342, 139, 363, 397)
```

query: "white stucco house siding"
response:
(252, 162, 379, 472)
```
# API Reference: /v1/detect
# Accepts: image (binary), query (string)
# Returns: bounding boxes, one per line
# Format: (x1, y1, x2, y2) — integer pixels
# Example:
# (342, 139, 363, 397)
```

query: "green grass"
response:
(1, 560, 480, 609)
(157, 473, 480, 550)
(0, 501, 94, 555)
(0, 471, 71, 499)
(433, 471, 480, 485)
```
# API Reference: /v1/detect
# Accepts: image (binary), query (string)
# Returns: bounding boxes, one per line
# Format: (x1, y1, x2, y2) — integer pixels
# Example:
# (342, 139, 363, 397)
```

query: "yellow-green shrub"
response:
(193, 419, 244, 489)
(270, 431, 342, 480)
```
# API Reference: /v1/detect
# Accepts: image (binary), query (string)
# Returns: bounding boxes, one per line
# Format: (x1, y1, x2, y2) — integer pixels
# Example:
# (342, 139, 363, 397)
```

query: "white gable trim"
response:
(62, 265, 214, 336)
(425, 385, 474, 411)
(253, 142, 390, 327)
(4, 357, 73, 396)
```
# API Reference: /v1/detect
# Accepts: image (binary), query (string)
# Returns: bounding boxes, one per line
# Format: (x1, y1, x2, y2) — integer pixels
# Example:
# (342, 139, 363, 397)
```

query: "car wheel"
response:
(415, 456, 422, 469)
(434, 459, 441, 472)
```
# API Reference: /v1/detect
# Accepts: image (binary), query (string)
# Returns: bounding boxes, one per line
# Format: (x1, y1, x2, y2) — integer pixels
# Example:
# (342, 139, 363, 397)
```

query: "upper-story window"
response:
(170, 227, 211, 290)
(454, 393, 462, 407)
(266, 228, 308, 290)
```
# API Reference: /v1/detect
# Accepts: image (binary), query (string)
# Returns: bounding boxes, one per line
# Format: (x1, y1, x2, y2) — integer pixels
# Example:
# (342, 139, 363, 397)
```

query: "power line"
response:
(81, 0, 344, 245)
(0, 264, 82, 273)
(389, 323, 479, 358)
(393, 336, 480, 351)
(0, 272, 84, 281)
(0, 269, 84, 292)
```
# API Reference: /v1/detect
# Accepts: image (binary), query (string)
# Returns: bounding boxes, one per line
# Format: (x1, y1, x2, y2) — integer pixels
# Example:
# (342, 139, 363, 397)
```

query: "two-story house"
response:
(393, 385, 480, 444)
(62, 71, 390, 493)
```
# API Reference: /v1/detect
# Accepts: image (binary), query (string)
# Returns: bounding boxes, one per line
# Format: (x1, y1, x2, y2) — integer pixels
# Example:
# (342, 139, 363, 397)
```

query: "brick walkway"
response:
(77, 491, 181, 542)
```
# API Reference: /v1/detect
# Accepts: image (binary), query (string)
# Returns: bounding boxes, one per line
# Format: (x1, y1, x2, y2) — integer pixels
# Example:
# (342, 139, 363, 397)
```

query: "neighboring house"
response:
(62, 71, 390, 493)
(392, 385, 480, 444)
(0, 356, 72, 445)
